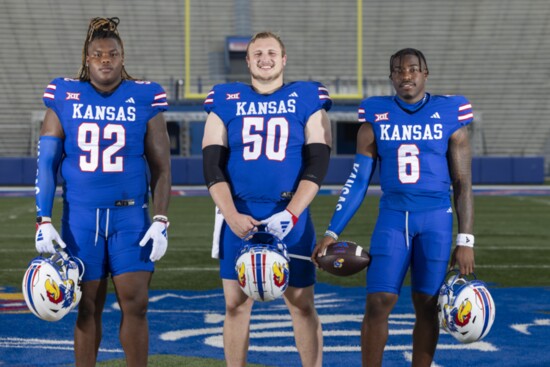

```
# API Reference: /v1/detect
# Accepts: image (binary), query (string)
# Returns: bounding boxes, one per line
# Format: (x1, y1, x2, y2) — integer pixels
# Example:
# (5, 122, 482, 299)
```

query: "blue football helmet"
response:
(22, 249, 84, 321)
(235, 231, 290, 302)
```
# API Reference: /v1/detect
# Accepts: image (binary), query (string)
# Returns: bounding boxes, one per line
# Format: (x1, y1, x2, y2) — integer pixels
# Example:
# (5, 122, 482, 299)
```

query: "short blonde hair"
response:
(246, 31, 286, 57)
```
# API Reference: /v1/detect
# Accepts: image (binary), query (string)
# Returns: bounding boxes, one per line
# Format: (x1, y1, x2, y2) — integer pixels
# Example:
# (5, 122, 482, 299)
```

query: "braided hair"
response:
(388, 48, 429, 78)
(77, 17, 133, 81)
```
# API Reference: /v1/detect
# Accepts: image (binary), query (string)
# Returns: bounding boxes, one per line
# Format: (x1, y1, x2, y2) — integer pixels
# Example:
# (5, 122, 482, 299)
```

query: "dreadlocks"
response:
(77, 17, 133, 81)
(389, 48, 429, 78)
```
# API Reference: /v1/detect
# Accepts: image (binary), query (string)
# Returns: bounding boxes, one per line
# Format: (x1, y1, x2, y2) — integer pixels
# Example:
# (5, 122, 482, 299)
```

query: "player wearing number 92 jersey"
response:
(359, 93, 473, 211)
(42, 77, 168, 208)
(204, 81, 332, 203)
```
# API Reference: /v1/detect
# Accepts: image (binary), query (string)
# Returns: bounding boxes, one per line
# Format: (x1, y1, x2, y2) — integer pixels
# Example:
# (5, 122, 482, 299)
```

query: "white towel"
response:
(211, 206, 224, 259)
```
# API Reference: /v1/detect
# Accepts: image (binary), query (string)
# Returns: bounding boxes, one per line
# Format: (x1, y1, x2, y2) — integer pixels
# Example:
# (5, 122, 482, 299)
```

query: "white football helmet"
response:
(22, 249, 84, 322)
(235, 231, 290, 302)
(437, 270, 496, 343)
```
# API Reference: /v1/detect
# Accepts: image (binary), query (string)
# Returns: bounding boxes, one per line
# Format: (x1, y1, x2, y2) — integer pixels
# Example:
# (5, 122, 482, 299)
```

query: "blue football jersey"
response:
(358, 93, 473, 211)
(42, 78, 168, 208)
(204, 81, 332, 202)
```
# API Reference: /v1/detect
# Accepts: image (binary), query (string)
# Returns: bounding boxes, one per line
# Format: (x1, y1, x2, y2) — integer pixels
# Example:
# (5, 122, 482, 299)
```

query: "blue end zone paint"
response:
(1, 284, 549, 366)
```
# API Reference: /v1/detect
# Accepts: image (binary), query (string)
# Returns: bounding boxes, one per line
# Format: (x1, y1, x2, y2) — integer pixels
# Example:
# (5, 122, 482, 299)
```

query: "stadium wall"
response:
(0, 156, 544, 186)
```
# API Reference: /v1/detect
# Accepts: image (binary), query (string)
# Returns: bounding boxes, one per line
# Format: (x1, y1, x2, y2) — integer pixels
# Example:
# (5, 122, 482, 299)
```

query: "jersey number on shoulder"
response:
(398, 144, 420, 183)
(242, 117, 289, 161)
(78, 123, 126, 172)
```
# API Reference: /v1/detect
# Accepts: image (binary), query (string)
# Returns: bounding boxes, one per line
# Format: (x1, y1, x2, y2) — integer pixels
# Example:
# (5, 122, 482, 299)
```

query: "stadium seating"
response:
(0, 0, 548, 175)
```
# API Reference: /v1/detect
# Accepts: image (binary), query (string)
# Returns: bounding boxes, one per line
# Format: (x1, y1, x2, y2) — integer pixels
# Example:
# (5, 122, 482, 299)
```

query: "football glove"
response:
(260, 209, 298, 239)
(139, 221, 169, 262)
(35, 222, 66, 254)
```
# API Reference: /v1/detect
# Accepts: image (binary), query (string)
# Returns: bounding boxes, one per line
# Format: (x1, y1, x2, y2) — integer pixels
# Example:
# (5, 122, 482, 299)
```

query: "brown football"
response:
(317, 241, 371, 276)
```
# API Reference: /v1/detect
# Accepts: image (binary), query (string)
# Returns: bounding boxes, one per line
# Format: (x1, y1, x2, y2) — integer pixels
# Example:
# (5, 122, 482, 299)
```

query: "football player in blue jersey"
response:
(202, 31, 332, 367)
(34, 17, 171, 366)
(313, 48, 475, 366)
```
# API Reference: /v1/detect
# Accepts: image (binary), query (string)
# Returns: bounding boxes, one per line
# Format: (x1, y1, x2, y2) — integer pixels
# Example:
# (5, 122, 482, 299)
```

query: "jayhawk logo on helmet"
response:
(453, 299, 472, 327)
(272, 261, 289, 288)
(237, 262, 247, 288)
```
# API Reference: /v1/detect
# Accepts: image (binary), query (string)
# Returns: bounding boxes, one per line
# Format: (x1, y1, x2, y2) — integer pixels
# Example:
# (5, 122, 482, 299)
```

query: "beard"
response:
(250, 65, 284, 83)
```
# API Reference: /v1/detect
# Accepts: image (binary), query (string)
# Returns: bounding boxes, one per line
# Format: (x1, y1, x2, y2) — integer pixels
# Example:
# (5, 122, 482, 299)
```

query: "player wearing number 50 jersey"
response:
(313, 48, 475, 366)
(34, 17, 171, 366)
(202, 31, 332, 367)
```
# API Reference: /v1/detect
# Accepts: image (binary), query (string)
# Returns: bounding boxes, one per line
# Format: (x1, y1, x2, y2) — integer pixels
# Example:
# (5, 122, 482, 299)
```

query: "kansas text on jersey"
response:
(42, 78, 168, 208)
(358, 94, 473, 211)
(204, 82, 331, 202)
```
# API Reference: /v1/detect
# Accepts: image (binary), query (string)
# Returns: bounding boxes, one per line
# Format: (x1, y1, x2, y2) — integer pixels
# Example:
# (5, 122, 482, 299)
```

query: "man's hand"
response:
(450, 246, 475, 275)
(311, 235, 336, 268)
(260, 209, 298, 239)
(35, 223, 66, 254)
(139, 221, 169, 262)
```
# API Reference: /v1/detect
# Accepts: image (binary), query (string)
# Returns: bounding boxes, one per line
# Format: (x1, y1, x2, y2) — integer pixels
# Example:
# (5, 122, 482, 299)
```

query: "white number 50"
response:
(242, 117, 289, 161)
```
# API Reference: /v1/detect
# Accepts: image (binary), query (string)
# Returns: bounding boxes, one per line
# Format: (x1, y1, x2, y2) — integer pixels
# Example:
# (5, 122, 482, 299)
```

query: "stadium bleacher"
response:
(0, 0, 548, 176)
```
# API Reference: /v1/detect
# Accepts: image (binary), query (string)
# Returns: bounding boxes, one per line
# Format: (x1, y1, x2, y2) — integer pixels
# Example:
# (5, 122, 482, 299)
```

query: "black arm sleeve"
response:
(301, 143, 331, 187)
(202, 145, 229, 189)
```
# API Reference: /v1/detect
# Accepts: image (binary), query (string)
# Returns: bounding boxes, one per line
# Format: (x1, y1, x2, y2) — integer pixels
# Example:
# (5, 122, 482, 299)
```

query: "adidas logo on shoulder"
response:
(430, 112, 441, 119)
(125, 97, 135, 104)
(289, 92, 298, 97)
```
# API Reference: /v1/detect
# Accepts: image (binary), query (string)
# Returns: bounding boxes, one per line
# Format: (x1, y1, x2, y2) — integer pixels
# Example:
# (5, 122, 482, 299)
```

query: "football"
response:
(317, 241, 371, 276)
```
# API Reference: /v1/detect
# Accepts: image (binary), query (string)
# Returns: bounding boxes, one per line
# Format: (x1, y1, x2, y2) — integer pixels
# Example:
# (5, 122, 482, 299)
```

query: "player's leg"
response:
(109, 206, 155, 366)
(411, 292, 439, 367)
(361, 292, 398, 366)
(218, 217, 255, 367)
(74, 279, 108, 367)
(222, 279, 254, 367)
(362, 208, 411, 366)
(284, 285, 322, 367)
(62, 205, 109, 366)
(409, 207, 453, 366)
(112, 271, 152, 367)
(283, 209, 322, 367)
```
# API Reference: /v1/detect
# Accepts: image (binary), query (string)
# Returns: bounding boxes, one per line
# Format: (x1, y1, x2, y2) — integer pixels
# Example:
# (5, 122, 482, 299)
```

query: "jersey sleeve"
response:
(203, 86, 216, 114)
(310, 81, 332, 112)
(358, 97, 382, 124)
(150, 82, 169, 112)
(42, 78, 64, 117)
(455, 95, 474, 126)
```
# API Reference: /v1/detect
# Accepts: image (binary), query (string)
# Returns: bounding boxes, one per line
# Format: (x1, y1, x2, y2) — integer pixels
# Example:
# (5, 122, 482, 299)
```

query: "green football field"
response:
(1, 193, 549, 290)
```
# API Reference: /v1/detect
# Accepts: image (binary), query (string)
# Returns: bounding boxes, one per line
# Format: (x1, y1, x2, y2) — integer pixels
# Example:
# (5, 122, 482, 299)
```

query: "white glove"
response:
(139, 221, 169, 262)
(35, 223, 66, 254)
(260, 209, 298, 239)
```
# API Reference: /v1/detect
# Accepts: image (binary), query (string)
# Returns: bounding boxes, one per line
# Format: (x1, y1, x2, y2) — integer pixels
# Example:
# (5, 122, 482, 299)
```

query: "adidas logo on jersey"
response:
(289, 92, 298, 97)
(125, 97, 135, 104)
(430, 112, 441, 119)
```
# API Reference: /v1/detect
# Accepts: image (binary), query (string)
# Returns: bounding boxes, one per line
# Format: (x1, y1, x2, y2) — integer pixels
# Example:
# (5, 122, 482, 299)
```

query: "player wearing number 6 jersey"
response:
(202, 31, 332, 367)
(313, 48, 475, 366)
(35, 17, 171, 366)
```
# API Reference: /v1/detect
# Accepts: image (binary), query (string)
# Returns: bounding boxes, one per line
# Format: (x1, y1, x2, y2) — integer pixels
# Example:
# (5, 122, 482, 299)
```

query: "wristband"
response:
(36, 216, 52, 224)
(324, 230, 339, 241)
(153, 215, 169, 223)
(286, 209, 299, 225)
(456, 233, 474, 248)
